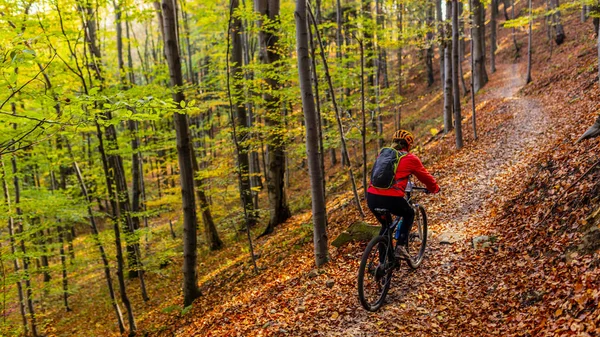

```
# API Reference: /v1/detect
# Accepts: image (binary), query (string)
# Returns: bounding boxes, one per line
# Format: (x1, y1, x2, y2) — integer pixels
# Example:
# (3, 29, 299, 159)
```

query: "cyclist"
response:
(366, 129, 440, 259)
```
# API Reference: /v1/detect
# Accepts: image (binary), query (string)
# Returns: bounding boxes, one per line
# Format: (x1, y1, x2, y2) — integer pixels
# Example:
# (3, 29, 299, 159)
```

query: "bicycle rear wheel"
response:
(407, 205, 427, 269)
(358, 235, 393, 311)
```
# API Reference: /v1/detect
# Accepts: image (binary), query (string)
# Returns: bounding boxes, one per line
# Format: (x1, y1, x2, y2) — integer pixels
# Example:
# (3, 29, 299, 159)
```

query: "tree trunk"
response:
(444, 0, 454, 134)
(333, 0, 343, 166)
(452, 0, 463, 149)
(511, 0, 520, 56)
(50, 169, 72, 313)
(360, 42, 368, 198)
(11, 148, 39, 337)
(470, 6, 478, 140)
(256, 0, 291, 236)
(161, 0, 202, 307)
(56, 223, 72, 312)
(307, 18, 327, 202)
(67, 144, 126, 334)
(125, 10, 144, 240)
(551, 0, 566, 45)
(309, 8, 365, 218)
(490, 0, 497, 73)
(191, 145, 223, 250)
(180, 0, 195, 84)
(296, 0, 329, 267)
(112, 6, 148, 296)
(94, 124, 139, 332)
(437, 0, 444, 85)
(426, 0, 435, 86)
(79, 7, 135, 331)
(363, 0, 377, 136)
(472, 0, 488, 92)
(396, 1, 403, 129)
(1, 159, 28, 336)
(231, 0, 258, 229)
(526, 0, 533, 84)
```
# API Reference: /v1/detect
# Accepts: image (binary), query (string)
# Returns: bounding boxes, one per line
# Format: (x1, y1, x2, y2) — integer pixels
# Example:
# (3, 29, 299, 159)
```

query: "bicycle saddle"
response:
(373, 208, 391, 215)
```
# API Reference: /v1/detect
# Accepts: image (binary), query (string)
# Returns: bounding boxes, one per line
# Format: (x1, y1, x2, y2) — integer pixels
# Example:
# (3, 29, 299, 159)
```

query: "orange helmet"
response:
(392, 129, 414, 147)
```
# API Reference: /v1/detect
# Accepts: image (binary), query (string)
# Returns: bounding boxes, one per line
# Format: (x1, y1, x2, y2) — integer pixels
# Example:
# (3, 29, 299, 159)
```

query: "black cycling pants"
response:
(366, 192, 415, 245)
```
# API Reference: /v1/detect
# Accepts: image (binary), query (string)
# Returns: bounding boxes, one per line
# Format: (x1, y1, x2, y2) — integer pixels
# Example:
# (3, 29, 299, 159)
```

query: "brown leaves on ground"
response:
(41, 8, 600, 337)
(145, 17, 600, 337)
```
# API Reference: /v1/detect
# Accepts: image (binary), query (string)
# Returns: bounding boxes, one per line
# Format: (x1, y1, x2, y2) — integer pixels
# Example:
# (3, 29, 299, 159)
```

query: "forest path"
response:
(429, 62, 549, 242)
(334, 62, 551, 336)
(173, 62, 554, 337)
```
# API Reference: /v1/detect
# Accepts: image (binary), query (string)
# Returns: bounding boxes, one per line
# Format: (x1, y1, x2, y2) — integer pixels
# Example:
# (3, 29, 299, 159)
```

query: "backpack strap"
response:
(390, 152, 409, 190)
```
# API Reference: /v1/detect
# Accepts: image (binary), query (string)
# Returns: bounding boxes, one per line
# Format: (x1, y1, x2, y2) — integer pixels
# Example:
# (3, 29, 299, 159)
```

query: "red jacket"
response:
(367, 152, 440, 198)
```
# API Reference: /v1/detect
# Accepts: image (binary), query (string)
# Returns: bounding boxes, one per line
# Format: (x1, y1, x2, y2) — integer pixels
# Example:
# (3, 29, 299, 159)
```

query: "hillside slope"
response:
(143, 8, 600, 337)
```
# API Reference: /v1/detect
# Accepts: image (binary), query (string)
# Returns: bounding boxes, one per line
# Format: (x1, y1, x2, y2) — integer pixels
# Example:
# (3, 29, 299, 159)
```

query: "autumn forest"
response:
(1, 0, 600, 335)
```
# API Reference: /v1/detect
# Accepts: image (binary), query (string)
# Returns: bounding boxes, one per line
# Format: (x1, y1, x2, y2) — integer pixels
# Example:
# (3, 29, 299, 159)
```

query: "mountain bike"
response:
(357, 183, 429, 311)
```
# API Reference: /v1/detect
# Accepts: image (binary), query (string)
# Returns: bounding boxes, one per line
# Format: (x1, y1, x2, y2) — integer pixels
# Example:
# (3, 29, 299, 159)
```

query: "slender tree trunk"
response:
(593, 2, 600, 36)
(191, 146, 223, 250)
(480, 0, 486, 62)
(375, 0, 385, 148)
(309, 7, 365, 217)
(180, 0, 195, 84)
(526, 0, 533, 84)
(231, 0, 258, 229)
(161, 0, 202, 307)
(332, 0, 344, 166)
(36, 229, 50, 284)
(1, 159, 28, 336)
(11, 147, 38, 337)
(227, 2, 260, 273)
(426, 0, 435, 86)
(491, 0, 497, 73)
(472, 0, 488, 92)
(360, 41, 367, 198)
(256, 0, 291, 236)
(437, 0, 444, 84)
(49, 168, 72, 313)
(307, 18, 327, 201)
(396, 1, 403, 129)
(511, 0, 520, 56)
(56, 223, 72, 312)
(444, 0, 454, 134)
(363, 0, 376, 136)
(125, 11, 144, 243)
(78, 8, 137, 331)
(95, 124, 138, 333)
(296, 0, 329, 267)
(112, 6, 148, 298)
(452, 0, 463, 149)
(66, 144, 126, 334)
(470, 7, 478, 140)
(551, 0, 566, 45)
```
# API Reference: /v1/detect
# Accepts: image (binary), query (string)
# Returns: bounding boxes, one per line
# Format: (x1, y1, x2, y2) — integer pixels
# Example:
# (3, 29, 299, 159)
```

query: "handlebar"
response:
(410, 186, 430, 193)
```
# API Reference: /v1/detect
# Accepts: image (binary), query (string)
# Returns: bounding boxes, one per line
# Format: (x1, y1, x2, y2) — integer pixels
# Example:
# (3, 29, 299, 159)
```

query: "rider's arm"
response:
(406, 155, 440, 193)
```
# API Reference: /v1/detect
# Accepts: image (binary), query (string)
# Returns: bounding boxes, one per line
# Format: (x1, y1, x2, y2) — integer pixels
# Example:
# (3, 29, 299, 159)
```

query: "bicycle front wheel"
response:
(407, 205, 428, 269)
(357, 235, 393, 311)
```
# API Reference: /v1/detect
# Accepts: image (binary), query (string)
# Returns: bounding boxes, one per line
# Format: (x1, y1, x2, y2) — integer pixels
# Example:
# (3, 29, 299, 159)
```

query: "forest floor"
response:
(34, 5, 600, 336)
(153, 52, 600, 336)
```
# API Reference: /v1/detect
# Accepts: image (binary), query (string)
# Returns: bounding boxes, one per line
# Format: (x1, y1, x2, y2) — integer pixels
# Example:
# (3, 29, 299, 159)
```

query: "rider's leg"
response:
(366, 193, 393, 264)
(396, 198, 415, 246)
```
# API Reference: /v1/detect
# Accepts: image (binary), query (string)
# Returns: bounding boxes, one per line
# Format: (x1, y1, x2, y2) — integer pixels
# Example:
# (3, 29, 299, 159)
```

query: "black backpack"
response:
(370, 147, 408, 189)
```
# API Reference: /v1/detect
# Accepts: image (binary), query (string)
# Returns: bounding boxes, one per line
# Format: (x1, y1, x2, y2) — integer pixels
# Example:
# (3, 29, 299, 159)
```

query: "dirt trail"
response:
(431, 62, 549, 239)
(335, 62, 551, 336)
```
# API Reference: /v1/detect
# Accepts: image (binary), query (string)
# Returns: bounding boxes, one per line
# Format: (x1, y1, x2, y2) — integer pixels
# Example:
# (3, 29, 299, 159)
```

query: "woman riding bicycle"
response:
(366, 130, 440, 259)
